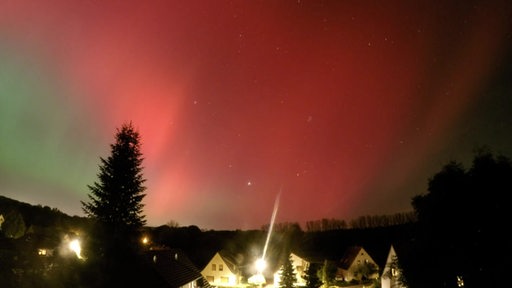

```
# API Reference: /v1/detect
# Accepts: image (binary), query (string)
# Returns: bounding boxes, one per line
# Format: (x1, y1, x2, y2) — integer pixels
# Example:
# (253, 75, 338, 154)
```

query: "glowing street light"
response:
(69, 239, 83, 259)
(251, 191, 280, 287)
(255, 258, 267, 274)
(142, 236, 149, 245)
(249, 258, 267, 287)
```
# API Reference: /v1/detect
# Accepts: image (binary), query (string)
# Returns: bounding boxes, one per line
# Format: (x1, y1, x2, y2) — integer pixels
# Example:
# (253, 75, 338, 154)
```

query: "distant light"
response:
(457, 275, 464, 287)
(69, 239, 83, 259)
(255, 258, 267, 273)
(142, 236, 149, 245)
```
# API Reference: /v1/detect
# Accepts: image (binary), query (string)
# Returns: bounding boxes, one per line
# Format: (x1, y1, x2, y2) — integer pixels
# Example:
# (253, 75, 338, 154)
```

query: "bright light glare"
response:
(69, 239, 83, 259)
(255, 258, 267, 273)
(248, 273, 266, 285)
(142, 236, 149, 245)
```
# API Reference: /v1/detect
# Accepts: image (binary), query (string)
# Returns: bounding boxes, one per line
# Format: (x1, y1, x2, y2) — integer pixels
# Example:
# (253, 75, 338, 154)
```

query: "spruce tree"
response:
(82, 122, 147, 249)
(304, 262, 322, 288)
(319, 260, 337, 287)
(279, 254, 297, 288)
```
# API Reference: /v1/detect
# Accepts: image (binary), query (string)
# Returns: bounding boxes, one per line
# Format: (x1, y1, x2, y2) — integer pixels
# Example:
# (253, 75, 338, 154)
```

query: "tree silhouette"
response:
(410, 147, 510, 288)
(81, 122, 148, 286)
(82, 122, 146, 233)
(1, 210, 26, 239)
(279, 254, 297, 288)
(383, 255, 408, 288)
(319, 259, 337, 288)
(304, 262, 322, 288)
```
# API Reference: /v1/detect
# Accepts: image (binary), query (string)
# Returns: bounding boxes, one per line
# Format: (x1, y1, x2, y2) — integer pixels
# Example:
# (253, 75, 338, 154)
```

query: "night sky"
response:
(1, 1, 511, 230)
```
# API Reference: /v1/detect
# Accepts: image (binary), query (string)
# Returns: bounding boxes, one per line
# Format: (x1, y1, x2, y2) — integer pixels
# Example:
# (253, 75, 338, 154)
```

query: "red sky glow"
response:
(1, 0, 511, 230)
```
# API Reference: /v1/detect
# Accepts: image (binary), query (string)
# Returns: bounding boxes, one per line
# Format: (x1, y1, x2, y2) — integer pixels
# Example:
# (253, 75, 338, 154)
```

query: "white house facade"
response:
(201, 251, 241, 287)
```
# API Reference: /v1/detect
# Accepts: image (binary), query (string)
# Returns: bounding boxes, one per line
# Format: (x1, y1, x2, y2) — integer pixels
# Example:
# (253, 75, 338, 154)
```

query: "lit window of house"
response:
(457, 275, 464, 287)
(38, 249, 53, 257)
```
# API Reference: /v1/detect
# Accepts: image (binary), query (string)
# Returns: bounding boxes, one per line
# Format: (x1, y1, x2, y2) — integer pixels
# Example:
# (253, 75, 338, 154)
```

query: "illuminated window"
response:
(212, 264, 216, 271)
(219, 264, 223, 271)
(221, 276, 229, 283)
(457, 275, 464, 287)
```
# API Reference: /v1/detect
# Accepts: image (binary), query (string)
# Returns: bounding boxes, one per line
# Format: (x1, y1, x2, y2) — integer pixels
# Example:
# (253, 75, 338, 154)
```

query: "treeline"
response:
(348, 211, 417, 229)
(260, 211, 416, 233)
(0, 192, 416, 244)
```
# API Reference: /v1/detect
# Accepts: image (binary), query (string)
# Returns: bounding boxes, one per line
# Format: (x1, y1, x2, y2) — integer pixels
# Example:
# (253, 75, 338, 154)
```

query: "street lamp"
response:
(255, 258, 267, 274)
(69, 239, 83, 259)
(248, 258, 267, 287)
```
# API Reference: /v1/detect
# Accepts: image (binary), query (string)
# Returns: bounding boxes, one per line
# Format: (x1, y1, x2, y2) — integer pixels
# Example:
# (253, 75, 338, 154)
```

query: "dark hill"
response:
(0, 195, 90, 242)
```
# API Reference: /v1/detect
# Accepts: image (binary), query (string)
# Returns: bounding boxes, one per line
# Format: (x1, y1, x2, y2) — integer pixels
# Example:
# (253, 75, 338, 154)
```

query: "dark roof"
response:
(145, 248, 211, 288)
(217, 250, 240, 274)
(338, 246, 364, 270)
(291, 250, 329, 264)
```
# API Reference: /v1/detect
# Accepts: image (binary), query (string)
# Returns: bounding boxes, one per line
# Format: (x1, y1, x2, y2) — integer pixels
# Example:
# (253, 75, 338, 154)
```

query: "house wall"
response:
(201, 252, 239, 286)
(382, 274, 405, 288)
(381, 246, 406, 288)
(290, 253, 309, 286)
(340, 248, 379, 282)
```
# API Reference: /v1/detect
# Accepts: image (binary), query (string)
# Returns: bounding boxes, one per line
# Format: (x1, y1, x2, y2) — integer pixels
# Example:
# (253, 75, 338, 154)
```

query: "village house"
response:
(337, 246, 380, 283)
(201, 250, 242, 287)
(381, 245, 408, 288)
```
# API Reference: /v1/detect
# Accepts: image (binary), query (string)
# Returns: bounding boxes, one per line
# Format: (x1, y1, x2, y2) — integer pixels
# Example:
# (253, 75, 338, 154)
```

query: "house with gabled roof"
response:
(381, 245, 408, 288)
(146, 247, 211, 288)
(201, 250, 242, 287)
(336, 246, 379, 282)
